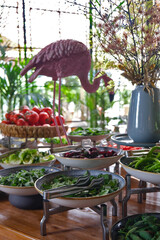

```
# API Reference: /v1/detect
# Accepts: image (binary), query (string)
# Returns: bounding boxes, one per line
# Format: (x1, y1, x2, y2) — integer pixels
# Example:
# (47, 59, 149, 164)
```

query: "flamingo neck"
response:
(79, 74, 100, 93)
(79, 73, 112, 94)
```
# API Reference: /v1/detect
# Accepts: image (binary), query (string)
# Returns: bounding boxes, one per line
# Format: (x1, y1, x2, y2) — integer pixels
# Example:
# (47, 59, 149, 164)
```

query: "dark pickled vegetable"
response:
(63, 147, 117, 159)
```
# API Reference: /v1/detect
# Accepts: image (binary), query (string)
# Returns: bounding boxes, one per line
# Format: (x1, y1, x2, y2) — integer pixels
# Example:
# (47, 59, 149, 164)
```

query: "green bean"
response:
(129, 233, 142, 240)
(134, 157, 158, 170)
(138, 230, 152, 240)
(147, 146, 160, 157)
(146, 162, 160, 172)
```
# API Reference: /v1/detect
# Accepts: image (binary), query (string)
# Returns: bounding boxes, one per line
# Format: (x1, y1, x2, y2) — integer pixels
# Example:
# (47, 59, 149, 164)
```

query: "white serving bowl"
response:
(0, 149, 55, 169)
(120, 156, 160, 185)
(35, 169, 126, 208)
(54, 147, 123, 170)
(68, 134, 110, 143)
(0, 160, 53, 169)
(0, 165, 58, 196)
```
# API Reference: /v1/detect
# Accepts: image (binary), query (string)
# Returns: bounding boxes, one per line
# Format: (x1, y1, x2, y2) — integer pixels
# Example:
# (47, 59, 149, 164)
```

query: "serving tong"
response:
(43, 173, 104, 199)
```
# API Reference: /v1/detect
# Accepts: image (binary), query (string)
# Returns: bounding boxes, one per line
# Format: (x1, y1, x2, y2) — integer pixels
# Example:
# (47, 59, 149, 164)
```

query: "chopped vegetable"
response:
(69, 127, 109, 136)
(0, 168, 46, 187)
(1, 148, 55, 165)
(42, 173, 119, 197)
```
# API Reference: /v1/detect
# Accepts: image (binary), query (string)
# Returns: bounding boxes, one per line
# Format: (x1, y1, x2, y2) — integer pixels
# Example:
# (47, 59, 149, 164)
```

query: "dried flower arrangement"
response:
(96, 0, 160, 92)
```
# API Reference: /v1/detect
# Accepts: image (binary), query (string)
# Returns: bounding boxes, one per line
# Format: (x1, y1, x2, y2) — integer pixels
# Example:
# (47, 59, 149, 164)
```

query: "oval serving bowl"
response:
(0, 165, 59, 196)
(68, 134, 110, 143)
(0, 160, 54, 169)
(111, 213, 160, 240)
(35, 169, 125, 208)
(120, 156, 160, 185)
(54, 147, 123, 170)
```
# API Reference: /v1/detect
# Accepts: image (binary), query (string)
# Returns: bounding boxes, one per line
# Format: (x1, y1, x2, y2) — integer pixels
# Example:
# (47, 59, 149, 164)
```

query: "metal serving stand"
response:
(39, 139, 121, 240)
(111, 133, 160, 218)
(41, 195, 118, 240)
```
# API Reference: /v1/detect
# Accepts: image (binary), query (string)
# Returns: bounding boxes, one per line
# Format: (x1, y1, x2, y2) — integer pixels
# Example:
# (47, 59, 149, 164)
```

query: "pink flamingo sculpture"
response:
(20, 39, 112, 145)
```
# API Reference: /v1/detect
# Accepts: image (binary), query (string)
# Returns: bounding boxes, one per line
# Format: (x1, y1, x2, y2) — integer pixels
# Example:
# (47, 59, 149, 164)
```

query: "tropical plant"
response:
(0, 59, 23, 112)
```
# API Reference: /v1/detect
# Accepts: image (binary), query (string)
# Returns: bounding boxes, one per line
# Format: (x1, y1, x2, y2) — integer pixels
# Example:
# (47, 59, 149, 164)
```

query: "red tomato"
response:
(32, 106, 41, 114)
(39, 112, 51, 125)
(25, 110, 39, 125)
(13, 113, 24, 124)
(41, 107, 53, 116)
(16, 118, 29, 126)
(35, 121, 41, 126)
(9, 111, 16, 123)
(20, 105, 30, 114)
(5, 112, 11, 121)
(1, 120, 10, 124)
(50, 115, 55, 124)
(50, 122, 55, 126)
(55, 115, 65, 125)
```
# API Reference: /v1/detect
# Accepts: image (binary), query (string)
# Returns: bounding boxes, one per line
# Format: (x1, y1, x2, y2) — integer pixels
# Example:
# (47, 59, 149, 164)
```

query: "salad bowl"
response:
(35, 169, 125, 208)
(111, 213, 160, 240)
(68, 127, 110, 143)
(0, 165, 58, 196)
(68, 134, 110, 143)
(54, 147, 123, 170)
(120, 156, 160, 185)
(0, 148, 55, 169)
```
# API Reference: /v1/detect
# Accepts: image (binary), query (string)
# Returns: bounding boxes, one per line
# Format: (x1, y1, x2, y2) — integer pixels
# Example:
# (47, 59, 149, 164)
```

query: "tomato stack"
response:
(1, 106, 65, 127)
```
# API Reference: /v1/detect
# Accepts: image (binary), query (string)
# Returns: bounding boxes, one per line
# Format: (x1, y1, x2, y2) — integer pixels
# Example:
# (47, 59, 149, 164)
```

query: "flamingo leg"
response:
(58, 77, 70, 145)
(52, 80, 63, 145)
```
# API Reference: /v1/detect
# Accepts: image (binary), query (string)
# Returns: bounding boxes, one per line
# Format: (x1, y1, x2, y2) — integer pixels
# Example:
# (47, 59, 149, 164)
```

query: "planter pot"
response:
(127, 85, 160, 143)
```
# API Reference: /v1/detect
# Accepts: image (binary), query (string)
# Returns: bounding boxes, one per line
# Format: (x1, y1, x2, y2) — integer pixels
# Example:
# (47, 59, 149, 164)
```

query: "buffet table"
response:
(0, 190, 117, 240)
(0, 172, 160, 240)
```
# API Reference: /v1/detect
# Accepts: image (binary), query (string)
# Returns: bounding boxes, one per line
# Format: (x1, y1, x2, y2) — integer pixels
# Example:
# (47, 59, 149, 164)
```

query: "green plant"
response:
(95, 0, 160, 91)
(0, 59, 23, 112)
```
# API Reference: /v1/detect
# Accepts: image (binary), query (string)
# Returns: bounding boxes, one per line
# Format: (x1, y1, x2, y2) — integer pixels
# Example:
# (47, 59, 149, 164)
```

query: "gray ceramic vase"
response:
(127, 85, 160, 143)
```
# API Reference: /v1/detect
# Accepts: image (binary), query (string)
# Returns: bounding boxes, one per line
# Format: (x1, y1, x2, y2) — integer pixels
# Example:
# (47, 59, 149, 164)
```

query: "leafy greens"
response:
(42, 173, 119, 197)
(1, 148, 55, 165)
(0, 168, 46, 187)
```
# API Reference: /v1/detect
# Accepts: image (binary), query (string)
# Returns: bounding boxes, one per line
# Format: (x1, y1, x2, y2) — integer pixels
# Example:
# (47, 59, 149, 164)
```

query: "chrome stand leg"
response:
(101, 204, 109, 240)
(40, 200, 49, 236)
(91, 204, 109, 240)
(110, 199, 117, 216)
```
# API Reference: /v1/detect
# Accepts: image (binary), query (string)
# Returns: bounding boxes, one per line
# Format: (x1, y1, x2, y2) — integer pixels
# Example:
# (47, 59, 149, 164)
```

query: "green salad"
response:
(117, 214, 160, 240)
(1, 148, 55, 165)
(0, 168, 46, 187)
(69, 127, 110, 136)
(44, 137, 68, 144)
(42, 173, 119, 197)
